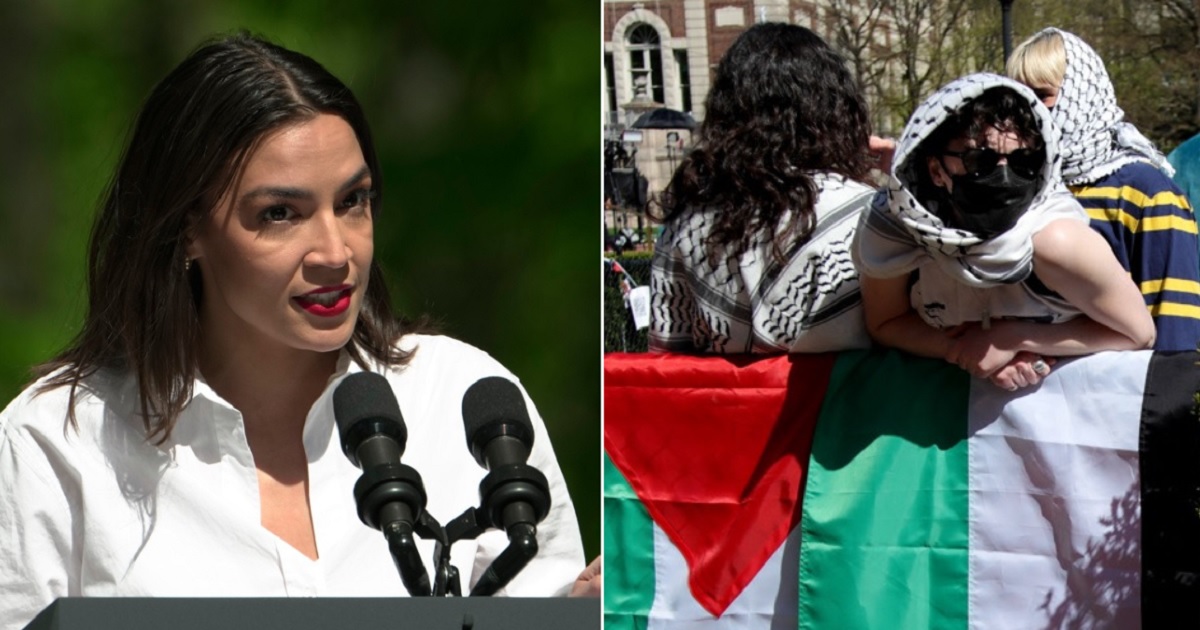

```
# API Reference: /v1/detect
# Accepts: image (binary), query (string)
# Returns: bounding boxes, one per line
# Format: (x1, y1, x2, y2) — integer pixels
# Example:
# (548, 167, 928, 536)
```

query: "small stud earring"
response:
(185, 256, 193, 272)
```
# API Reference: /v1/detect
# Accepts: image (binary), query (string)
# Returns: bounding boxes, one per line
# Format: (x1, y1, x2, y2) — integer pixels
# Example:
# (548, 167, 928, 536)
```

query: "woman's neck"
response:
(196, 336, 340, 433)
(195, 334, 335, 563)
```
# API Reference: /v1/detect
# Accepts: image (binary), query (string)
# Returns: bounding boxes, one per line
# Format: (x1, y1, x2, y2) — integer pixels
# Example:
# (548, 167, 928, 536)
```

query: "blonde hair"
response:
(1006, 30, 1066, 92)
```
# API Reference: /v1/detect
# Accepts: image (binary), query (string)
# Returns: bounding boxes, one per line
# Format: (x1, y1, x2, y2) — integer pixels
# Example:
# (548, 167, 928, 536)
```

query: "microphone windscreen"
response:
(461, 376, 534, 453)
(333, 372, 407, 455)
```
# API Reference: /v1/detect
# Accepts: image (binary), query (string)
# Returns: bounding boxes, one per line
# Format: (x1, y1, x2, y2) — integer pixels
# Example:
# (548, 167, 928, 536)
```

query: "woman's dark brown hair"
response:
(659, 22, 874, 262)
(36, 32, 416, 442)
(923, 86, 1044, 158)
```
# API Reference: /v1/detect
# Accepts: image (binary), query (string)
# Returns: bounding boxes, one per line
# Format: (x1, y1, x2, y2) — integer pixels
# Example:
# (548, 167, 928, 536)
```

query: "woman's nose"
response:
(304, 211, 351, 268)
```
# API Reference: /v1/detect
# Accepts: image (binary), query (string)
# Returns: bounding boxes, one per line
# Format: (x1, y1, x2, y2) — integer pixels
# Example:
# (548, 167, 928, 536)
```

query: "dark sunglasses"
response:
(941, 146, 1045, 179)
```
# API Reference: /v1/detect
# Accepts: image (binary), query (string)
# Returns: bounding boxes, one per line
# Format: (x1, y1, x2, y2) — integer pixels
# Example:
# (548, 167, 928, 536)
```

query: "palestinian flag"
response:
(604, 349, 1200, 629)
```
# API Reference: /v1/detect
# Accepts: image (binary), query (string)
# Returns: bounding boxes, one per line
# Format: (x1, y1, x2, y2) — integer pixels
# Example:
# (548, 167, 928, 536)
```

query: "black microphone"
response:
(460, 376, 551, 596)
(333, 371, 432, 596)
(463, 376, 535, 469)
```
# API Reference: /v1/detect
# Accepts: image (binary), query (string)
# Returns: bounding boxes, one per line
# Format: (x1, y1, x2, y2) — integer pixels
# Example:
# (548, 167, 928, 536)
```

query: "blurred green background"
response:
(0, 1, 600, 560)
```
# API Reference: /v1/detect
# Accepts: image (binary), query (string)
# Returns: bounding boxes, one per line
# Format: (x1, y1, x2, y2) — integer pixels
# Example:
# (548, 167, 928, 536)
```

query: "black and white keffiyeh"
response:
(854, 73, 1085, 289)
(1049, 27, 1174, 185)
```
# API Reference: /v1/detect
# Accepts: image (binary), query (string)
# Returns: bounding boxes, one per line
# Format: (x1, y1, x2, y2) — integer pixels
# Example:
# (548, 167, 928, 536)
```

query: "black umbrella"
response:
(630, 107, 695, 130)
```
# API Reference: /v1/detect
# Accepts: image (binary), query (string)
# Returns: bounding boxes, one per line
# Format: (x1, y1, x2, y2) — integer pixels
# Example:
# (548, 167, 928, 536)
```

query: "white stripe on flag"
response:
(648, 523, 800, 629)
(968, 350, 1147, 628)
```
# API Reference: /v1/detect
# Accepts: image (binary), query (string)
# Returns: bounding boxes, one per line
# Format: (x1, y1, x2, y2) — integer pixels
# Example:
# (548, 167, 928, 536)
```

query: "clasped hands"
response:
(943, 321, 1053, 391)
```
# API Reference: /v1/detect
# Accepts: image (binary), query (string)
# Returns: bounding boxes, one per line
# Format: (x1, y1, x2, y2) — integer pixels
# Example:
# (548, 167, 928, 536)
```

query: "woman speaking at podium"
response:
(0, 33, 587, 629)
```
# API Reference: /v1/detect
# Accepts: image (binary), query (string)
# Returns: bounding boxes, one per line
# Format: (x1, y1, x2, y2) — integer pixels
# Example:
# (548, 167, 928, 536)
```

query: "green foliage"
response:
(0, 0, 598, 559)
(828, 0, 1200, 148)
(1008, 0, 1200, 149)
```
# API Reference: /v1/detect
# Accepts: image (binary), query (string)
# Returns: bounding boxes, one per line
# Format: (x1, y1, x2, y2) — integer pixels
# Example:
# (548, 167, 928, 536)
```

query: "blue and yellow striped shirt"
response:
(1070, 161, 1200, 351)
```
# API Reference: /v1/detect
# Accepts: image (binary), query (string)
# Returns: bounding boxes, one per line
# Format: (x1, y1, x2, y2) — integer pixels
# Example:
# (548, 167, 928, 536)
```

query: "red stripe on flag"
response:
(604, 352, 836, 616)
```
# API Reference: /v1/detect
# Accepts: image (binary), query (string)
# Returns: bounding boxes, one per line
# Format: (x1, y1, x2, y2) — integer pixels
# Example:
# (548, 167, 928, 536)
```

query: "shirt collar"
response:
(179, 348, 368, 460)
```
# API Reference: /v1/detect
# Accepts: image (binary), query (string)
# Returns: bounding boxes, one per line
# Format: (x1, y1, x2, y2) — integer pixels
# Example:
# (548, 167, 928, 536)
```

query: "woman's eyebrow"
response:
(240, 185, 311, 202)
(338, 165, 372, 191)
(239, 165, 372, 202)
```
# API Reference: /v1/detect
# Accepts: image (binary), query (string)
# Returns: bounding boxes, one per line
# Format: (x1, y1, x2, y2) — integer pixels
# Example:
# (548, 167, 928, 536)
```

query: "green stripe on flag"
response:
(604, 452, 655, 630)
(799, 349, 971, 629)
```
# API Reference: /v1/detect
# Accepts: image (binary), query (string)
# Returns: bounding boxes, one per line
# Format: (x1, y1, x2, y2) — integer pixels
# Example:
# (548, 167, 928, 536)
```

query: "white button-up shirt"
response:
(0, 335, 585, 630)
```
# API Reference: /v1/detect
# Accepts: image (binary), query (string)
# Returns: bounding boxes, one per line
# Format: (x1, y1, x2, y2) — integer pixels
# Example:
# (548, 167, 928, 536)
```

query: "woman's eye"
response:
(260, 205, 295, 223)
(340, 188, 375, 211)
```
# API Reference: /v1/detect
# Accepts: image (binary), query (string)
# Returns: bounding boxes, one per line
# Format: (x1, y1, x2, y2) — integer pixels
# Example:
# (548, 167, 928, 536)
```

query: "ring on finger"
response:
(1032, 359, 1049, 375)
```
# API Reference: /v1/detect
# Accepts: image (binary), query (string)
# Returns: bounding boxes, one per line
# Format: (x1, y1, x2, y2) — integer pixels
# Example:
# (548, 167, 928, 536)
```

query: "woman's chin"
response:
(292, 323, 358, 355)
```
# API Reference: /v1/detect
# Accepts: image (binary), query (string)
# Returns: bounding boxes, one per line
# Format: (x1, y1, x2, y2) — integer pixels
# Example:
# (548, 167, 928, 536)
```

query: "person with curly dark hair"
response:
(854, 74, 1154, 391)
(648, 22, 877, 354)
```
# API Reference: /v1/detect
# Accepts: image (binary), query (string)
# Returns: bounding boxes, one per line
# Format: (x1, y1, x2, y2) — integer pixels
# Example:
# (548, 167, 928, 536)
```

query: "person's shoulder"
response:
(1169, 133, 1200, 164)
(660, 204, 712, 235)
(398, 332, 497, 359)
(1110, 161, 1182, 194)
(2, 372, 77, 434)
(653, 206, 710, 263)
(842, 176, 879, 196)
(0, 368, 126, 457)
(811, 173, 877, 231)
(1032, 217, 1109, 267)
(376, 335, 538, 427)
(814, 172, 877, 198)
(386, 334, 517, 383)
(1039, 187, 1089, 216)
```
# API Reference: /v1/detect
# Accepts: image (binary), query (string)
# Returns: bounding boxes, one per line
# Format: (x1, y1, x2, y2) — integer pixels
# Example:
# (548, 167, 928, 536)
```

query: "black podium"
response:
(23, 597, 600, 630)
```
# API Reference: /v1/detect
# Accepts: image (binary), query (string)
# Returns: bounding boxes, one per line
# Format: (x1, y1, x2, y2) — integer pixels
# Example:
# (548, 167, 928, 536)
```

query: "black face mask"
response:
(940, 163, 1041, 239)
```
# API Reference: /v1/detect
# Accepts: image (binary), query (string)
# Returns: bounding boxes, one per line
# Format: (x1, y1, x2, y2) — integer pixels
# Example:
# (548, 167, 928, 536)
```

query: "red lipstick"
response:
(294, 285, 352, 317)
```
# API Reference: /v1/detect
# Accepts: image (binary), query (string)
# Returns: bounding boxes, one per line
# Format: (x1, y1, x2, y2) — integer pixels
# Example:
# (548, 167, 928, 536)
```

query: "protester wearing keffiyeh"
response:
(1009, 28, 1200, 351)
(1045, 28, 1174, 184)
(853, 72, 1154, 391)
(854, 73, 1085, 329)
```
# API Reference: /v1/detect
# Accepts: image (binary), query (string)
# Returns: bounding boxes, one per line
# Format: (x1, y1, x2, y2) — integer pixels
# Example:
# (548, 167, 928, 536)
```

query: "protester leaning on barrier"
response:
(853, 74, 1155, 391)
(648, 22, 877, 354)
(1008, 28, 1200, 351)
(0, 33, 591, 630)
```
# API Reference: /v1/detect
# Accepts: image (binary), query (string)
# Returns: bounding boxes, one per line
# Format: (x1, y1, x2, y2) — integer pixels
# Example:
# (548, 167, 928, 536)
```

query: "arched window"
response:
(626, 24, 664, 104)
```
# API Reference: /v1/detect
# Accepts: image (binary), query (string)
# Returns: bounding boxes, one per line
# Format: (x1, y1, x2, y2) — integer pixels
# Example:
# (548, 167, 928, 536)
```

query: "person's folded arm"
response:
(861, 273, 955, 360)
(945, 219, 1155, 379)
(1022, 218, 1155, 353)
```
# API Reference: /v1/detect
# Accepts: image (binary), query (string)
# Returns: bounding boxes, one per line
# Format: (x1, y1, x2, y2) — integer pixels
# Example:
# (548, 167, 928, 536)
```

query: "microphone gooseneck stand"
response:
(352, 460, 449, 597)
(437, 461, 552, 596)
